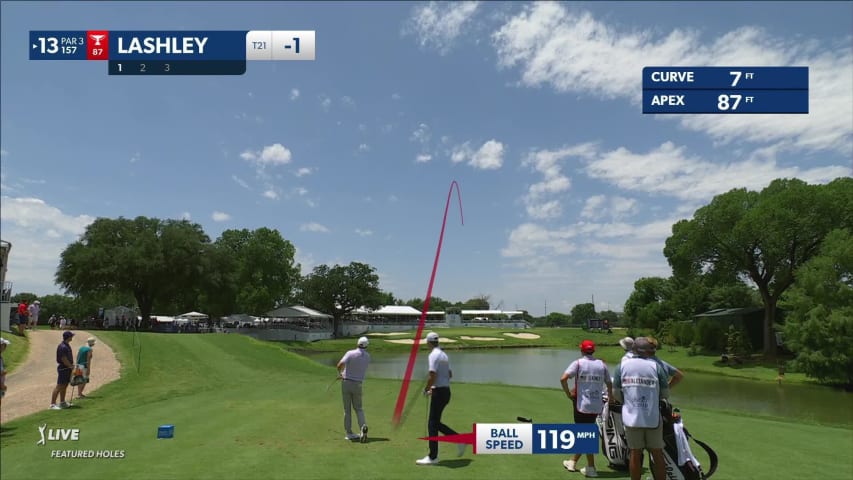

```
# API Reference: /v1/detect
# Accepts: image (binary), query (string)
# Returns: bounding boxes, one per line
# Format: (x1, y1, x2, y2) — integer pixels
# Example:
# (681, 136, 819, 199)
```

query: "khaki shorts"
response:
(625, 421, 664, 450)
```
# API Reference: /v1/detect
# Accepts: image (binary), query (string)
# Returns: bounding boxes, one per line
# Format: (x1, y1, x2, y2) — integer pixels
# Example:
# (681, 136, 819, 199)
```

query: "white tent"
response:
(177, 311, 209, 322)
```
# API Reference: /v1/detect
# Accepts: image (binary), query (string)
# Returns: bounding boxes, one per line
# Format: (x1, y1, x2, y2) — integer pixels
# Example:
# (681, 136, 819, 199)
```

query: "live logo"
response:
(87, 30, 109, 60)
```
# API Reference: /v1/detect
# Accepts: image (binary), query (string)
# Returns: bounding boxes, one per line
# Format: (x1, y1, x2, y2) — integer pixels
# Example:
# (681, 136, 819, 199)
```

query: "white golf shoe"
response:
(416, 455, 438, 465)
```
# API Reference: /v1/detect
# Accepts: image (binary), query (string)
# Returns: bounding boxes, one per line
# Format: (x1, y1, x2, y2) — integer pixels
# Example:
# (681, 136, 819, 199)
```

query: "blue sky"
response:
(1, 1, 851, 317)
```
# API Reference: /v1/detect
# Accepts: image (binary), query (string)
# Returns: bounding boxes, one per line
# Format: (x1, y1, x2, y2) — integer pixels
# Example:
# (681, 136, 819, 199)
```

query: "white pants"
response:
(341, 379, 366, 434)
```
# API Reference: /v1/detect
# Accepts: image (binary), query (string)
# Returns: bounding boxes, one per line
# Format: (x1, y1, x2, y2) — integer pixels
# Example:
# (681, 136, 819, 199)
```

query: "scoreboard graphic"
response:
(643, 66, 809, 114)
(29, 30, 315, 75)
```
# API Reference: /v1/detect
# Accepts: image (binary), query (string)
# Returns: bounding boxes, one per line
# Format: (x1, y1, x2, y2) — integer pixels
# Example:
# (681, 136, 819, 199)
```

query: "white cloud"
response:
(180, 211, 191, 220)
(241, 143, 292, 166)
(341, 96, 356, 108)
(212, 211, 231, 222)
(263, 189, 279, 200)
(391, 93, 402, 100)
(416, 154, 432, 163)
(295, 167, 312, 177)
(501, 223, 576, 258)
(319, 95, 332, 111)
(411, 123, 431, 145)
(584, 141, 849, 200)
(470, 140, 504, 169)
(581, 195, 638, 220)
(451, 142, 473, 163)
(406, 1, 481, 55)
(290, 88, 300, 100)
(294, 247, 315, 275)
(388, 195, 399, 203)
(1, 196, 94, 236)
(294, 187, 308, 196)
(0, 196, 95, 294)
(0, 149, 8, 156)
(358, 143, 370, 152)
(300, 222, 330, 233)
(232, 175, 250, 189)
(130, 152, 140, 163)
(355, 228, 374, 237)
(520, 144, 596, 220)
(451, 139, 505, 170)
(492, 2, 852, 155)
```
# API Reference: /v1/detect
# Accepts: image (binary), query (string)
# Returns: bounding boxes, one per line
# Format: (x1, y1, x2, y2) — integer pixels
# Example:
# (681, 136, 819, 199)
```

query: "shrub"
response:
(693, 318, 727, 352)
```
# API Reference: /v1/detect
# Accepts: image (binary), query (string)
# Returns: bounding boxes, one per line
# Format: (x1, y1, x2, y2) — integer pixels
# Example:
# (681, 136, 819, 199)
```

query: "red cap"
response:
(580, 340, 595, 354)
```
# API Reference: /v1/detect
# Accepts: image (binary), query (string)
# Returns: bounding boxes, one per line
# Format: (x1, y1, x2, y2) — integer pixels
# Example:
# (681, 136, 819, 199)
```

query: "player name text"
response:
(117, 36, 208, 55)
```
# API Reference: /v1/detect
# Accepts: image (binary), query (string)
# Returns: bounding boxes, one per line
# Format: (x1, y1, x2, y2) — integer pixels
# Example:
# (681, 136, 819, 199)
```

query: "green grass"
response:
(1, 331, 851, 480)
(1, 330, 30, 374)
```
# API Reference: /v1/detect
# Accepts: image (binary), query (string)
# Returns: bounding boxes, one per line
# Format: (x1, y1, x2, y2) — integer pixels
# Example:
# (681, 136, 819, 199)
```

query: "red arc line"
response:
(391, 181, 463, 427)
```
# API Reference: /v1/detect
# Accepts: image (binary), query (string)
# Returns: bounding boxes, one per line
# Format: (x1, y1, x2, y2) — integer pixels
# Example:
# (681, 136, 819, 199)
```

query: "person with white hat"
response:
(619, 337, 635, 365)
(0, 337, 10, 405)
(28, 300, 40, 329)
(416, 331, 464, 465)
(337, 336, 371, 442)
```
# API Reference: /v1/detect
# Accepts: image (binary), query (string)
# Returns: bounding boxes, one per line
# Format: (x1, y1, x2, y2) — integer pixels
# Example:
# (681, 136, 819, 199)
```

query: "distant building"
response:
(693, 307, 766, 351)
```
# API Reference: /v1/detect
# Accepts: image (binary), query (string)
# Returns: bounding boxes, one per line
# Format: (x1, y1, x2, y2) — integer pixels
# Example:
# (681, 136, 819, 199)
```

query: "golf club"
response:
(325, 376, 341, 392)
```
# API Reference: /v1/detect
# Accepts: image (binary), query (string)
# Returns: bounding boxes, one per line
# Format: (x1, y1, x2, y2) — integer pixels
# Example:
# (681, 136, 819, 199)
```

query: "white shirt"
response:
(428, 347, 451, 388)
(338, 347, 370, 382)
(565, 355, 611, 414)
(613, 356, 669, 428)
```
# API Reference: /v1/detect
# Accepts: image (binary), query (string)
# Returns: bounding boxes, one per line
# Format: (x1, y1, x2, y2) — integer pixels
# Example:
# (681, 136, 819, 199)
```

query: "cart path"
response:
(1, 330, 121, 423)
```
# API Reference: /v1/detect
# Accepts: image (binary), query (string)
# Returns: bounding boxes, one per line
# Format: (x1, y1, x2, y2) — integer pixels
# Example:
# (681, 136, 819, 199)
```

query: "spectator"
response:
(76, 337, 96, 398)
(28, 300, 40, 329)
(337, 336, 371, 442)
(50, 331, 76, 410)
(561, 340, 613, 477)
(16, 301, 28, 336)
(0, 337, 9, 406)
(612, 337, 670, 480)
(49, 314, 57, 329)
(619, 337, 635, 364)
(647, 337, 684, 388)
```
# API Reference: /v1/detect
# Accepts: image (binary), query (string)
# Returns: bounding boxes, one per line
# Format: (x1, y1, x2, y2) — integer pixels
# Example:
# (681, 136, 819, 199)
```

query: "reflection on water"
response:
(306, 348, 852, 426)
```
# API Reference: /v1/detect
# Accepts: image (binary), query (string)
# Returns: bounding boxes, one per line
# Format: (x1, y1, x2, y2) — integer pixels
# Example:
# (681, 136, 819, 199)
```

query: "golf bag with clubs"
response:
(596, 396, 718, 479)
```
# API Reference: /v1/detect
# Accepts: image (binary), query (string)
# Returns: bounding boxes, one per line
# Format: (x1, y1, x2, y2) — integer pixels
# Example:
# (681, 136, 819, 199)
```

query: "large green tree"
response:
(665, 177, 852, 357)
(781, 229, 853, 386)
(299, 262, 382, 337)
(214, 228, 299, 315)
(56, 216, 210, 327)
(570, 302, 597, 326)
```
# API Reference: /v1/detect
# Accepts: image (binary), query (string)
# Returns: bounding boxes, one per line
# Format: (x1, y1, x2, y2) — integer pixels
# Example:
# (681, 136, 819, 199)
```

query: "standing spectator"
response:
(49, 314, 57, 329)
(337, 336, 371, 442)
(16, 300, 28, 336)
(561, 340, 613, 477)
(50, 331, 76, 410)
(647, 337, 684, 389)
(59, 316, 67, 330)
(416, 332, 464, 465)
(612, 337, 670, 480)
(0, 337, 9, 406)
(28, 300, 40, 329)
(76, 337, 96, 398)
(619, 337, 635, 364)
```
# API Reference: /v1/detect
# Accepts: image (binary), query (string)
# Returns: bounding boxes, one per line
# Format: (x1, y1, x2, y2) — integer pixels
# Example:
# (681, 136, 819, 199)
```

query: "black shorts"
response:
(57, 367, 72, 385)
(572, 398, 599, 423)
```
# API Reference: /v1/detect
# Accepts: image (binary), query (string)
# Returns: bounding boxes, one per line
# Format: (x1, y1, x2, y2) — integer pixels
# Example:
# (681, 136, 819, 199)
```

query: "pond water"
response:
(305, 348, 853, 426)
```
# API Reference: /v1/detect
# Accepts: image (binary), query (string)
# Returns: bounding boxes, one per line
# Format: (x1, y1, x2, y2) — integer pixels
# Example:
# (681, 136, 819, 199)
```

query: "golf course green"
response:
(1, 330, 851, 479)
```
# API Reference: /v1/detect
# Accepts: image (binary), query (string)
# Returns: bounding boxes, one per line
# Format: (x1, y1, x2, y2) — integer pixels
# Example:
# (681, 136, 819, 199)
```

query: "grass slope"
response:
(1, 330, 30, 374)
(1, 332, 850, 480)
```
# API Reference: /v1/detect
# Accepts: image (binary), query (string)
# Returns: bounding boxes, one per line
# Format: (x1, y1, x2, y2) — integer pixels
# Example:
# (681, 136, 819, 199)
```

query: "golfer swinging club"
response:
(337, 336, 371, 442)
(416, 332, 464, 465)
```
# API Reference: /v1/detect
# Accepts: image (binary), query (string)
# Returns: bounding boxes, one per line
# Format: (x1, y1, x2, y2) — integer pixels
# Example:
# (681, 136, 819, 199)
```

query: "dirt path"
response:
(1, 330, 121, 423)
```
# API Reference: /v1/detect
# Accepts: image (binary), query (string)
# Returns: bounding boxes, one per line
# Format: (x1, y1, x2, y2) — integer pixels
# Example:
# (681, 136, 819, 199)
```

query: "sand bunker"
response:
(460, 336, 505, 341)
(367, 332, 409, 336)
(385, 338, 458, 345)
(502, 332, 541, 339)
